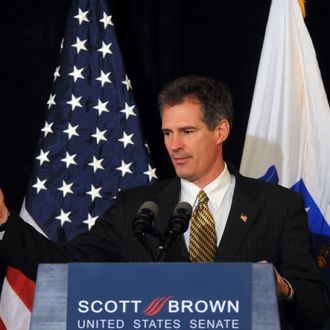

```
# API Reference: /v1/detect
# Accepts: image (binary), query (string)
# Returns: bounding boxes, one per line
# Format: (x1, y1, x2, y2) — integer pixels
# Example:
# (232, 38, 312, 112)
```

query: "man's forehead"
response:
(163, 96, 201, 109)
(161, 101, 205, 128)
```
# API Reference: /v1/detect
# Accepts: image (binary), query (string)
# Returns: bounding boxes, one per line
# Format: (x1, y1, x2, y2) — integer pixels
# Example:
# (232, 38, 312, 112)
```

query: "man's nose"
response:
(169, 133, 183, 152)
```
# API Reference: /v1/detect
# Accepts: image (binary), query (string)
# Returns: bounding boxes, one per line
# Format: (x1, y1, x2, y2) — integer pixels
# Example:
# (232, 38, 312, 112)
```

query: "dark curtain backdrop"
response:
(0, 1, 329, 279)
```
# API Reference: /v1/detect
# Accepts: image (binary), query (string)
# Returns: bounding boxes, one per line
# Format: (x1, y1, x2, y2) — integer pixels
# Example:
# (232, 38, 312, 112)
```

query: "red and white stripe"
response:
(0, 267, 35, 330)
(0, 201, 46, 330)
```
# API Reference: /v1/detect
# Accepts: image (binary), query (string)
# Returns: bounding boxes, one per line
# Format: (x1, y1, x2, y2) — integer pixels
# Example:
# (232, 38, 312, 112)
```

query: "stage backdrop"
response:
(0, 0, 329, 209)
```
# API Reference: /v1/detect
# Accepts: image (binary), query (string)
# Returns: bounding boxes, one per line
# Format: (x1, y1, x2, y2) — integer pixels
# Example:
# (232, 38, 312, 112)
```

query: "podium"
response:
(30, 263, 280, 330)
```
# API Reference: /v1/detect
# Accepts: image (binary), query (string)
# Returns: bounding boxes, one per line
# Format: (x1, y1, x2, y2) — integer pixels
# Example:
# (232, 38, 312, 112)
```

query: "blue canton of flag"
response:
(22, 0, 157, 242)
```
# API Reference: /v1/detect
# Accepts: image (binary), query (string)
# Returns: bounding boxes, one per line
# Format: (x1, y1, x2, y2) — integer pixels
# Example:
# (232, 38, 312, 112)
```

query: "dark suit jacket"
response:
(1, 167, 329, 329)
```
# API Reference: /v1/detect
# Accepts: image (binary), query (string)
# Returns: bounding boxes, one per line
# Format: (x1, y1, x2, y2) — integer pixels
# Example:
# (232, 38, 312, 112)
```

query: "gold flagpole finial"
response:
(298, 0, 306, 18)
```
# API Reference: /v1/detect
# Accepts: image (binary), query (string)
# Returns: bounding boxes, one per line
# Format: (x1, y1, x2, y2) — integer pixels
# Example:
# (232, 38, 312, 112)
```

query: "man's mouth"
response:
(172, 156, 190, 165)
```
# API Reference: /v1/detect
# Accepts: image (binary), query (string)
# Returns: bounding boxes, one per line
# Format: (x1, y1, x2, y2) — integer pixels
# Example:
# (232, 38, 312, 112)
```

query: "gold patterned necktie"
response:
(189, 190, 217, 262)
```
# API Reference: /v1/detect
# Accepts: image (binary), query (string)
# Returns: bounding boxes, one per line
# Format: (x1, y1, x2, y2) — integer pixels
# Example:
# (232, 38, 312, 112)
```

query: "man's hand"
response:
(259, 260, 293, 298)
(0, 189, 9, 225)
(273, 266, 291, 298)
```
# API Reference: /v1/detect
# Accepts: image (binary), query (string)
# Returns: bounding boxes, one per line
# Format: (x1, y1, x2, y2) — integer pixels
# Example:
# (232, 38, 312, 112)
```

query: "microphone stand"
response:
(156, 233, 178, 262)
(135, 232, 157, 262)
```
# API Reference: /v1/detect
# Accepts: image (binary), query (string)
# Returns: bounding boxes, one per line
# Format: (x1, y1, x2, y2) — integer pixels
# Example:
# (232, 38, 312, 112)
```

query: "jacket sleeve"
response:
(0, 193, 129, 280)
(279, 192, 330, 329)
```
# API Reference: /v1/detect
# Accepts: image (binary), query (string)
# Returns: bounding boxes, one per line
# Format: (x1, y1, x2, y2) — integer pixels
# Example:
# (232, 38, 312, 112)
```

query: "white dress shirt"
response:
(180, 163, 236, 247)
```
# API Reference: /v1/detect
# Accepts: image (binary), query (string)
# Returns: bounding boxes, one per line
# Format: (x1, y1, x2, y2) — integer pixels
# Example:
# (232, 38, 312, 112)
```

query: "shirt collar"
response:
(180, 163, 231, 210)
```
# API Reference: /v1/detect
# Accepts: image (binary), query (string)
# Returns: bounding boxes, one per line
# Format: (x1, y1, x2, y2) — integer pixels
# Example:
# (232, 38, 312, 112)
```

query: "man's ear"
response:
(215, 119, 230, 144)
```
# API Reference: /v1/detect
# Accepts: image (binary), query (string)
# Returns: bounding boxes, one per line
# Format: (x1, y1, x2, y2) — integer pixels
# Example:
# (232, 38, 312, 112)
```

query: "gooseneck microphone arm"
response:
(156, 201, 192, 262)
(132, 201, 159, 261)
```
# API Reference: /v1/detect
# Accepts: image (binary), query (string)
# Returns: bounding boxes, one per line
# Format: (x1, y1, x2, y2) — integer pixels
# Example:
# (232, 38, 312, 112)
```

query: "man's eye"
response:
(184, 130, 193, 134)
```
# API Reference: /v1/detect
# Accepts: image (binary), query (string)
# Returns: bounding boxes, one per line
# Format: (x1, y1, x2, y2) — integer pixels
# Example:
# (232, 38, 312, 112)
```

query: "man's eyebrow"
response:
(161, 126, 197, 132)
(177, 126, 198, 132)
(180, 126, 197, 130)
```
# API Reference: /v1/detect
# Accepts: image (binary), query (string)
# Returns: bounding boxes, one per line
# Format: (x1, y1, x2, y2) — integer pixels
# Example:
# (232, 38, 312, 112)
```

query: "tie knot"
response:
(197, 190, 209, 204)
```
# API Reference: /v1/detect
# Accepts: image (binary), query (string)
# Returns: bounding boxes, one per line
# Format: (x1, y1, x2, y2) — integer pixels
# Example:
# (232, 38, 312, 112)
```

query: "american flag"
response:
(0, 0, 157, 328)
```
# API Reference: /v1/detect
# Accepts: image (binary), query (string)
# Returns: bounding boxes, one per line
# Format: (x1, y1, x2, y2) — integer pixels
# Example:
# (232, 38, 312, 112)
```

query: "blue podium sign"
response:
(67, 263, 252, 330)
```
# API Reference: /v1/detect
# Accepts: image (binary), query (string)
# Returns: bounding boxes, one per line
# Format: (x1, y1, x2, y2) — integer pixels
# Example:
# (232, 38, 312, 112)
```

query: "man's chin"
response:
(174, 169, 192, 181)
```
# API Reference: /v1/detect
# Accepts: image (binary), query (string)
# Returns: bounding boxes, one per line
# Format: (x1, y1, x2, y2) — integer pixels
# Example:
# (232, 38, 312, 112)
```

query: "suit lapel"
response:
(216, 171, 263, 261)
(153, 178, 180, 234)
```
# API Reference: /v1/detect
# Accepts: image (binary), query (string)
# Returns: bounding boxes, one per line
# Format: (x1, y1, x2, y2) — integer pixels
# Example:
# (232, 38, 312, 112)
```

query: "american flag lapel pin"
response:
(240, 213, 248, 223)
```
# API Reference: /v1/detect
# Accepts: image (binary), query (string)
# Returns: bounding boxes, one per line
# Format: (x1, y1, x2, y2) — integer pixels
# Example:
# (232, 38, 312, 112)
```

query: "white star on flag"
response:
(91, 127, 107, 144)
(36, 149, 50, 165)
(47, 94, 56, 109)
(96, 70, 111, 86)
(120, 102, 136, 119)
(57, 180, 74, 197)
(72, 37, 88, 54)
(69, 66, 85, 82)
(143, 165, 158, 182)
(116, 160, 133, 177)
(61, 152, 77, 168)
(122, 75, 132, 91)
(99, 12, 113, 28)
(118, 131, 134, 148)
(41, 121, 54, 137)
(53, 66, 60, 81)
(63, 123, 79, 139)
(86, 184, 102, 201)
(60, 38, 64, 51)
(74, 8, 89, 25)
(88, 156, 104, 173)
(66, 94, 83, 110)
(93, 99, 109, 115)
(32, 177, 47, 193)
(144, 143, 150, 153)
(55, 209, 72, 226)
(97, 41, 112, 58)
(83, 213, 98, 230)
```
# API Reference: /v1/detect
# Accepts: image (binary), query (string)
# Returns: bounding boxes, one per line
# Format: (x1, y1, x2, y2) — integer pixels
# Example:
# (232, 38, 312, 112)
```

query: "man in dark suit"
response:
(0, 76, 329, 329)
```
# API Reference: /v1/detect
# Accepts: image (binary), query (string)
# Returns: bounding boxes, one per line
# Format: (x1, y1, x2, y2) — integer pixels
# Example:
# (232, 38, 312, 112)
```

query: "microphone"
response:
(132, 201, 158, 261)
(168, 201, 192, 239)
(132, 201, 158, 240)
(157, 201, 192, 261)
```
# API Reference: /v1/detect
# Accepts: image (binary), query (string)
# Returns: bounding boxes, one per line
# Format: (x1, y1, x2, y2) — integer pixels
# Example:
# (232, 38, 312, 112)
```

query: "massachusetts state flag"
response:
(240, 0, 330, 293)
(0, 0, 156, 329)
